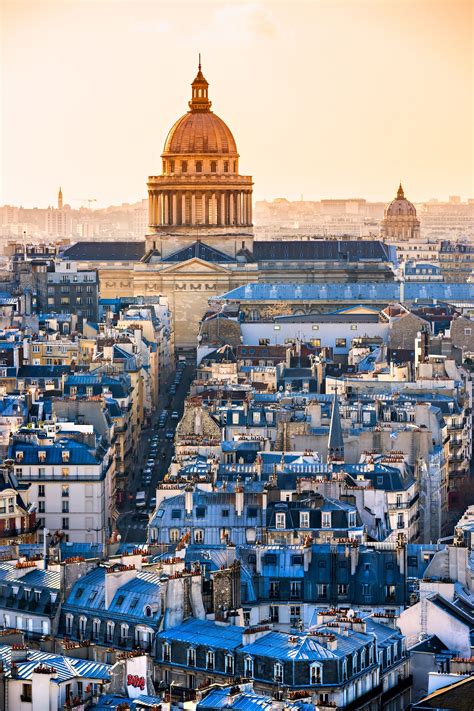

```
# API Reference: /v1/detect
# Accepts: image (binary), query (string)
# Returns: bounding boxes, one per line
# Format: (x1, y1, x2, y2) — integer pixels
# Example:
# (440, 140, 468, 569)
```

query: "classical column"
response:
(181, 193, 187, 225)
(236, 191, 242, 225)
(172, 193, 177, 226)
(157, 193, 162, 226)
(248, 193, 253, 225)
(229, 191, 235, 225)
(191, 193, 196, 225)
(220, 193, 226, 226)
(201, 193, 207, 226)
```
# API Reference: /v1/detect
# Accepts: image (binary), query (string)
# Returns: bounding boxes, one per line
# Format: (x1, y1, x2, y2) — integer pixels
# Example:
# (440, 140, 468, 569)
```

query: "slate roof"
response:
(240, 630, 339, 661)
(62, 241, 146, 262)
(0, 645, 111, 681)
(10, 439, 100, 466)
(157, 619, 244, 649)
(253, 240, 393, 262)
(412, 675, 474, 710)
(214, 281, 474, 303)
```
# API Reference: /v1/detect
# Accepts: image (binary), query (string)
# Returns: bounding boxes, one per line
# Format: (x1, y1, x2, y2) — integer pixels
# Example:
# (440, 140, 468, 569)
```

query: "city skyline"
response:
(1, 0, 473, 208)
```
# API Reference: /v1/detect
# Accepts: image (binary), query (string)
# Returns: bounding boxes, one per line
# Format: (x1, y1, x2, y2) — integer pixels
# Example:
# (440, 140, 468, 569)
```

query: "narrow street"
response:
(116, 359, 195, 543)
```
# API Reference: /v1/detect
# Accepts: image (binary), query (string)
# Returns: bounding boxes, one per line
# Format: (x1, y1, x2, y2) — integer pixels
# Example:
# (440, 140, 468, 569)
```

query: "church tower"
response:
(58, 186, 63, 210)
(146, 61, 253, 258)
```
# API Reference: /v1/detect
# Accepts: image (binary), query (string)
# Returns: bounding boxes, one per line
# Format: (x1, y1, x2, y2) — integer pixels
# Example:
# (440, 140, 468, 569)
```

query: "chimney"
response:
(235, 482, 244, 516)
(185, 485, 194, 515)
(242, 626, 271, 645)
(104, 565, 137, 609)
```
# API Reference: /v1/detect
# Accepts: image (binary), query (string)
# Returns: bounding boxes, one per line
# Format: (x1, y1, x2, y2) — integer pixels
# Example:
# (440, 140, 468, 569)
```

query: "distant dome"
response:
(385, 183, 417, 217)
(162, 64, 238, 157)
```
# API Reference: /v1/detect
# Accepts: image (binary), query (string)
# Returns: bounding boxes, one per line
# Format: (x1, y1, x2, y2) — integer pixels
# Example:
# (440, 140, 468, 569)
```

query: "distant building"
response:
(381, 184, 420, 242)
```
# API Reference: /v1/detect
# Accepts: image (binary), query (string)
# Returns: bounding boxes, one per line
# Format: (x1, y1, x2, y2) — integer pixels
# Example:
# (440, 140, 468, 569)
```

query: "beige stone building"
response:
(381, 183, 420, 242)
(61, 64, 396, 347)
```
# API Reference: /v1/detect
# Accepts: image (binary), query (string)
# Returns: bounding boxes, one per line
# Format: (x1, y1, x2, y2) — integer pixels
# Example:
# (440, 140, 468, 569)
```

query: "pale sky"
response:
(1, 0, 473, 207)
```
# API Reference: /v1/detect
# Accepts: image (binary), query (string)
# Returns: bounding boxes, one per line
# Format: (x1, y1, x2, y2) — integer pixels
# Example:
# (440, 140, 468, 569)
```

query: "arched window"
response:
(92, 619, 100, 640)
(79, 616, 87, 637)
(225, 654, 234, 674)
(120, 624, 129, 643)
(169, 160, 175, 173)
(187, 647, 196, 667)
(352, 652, 358, 674)
(163, 642, 171, 662)
(310, 662, 322, 685)
(181, 160, 188, 173)
(195, 161, 202, 173)
(210, 161, 217, 173)
(65, 614, 73, 635)
(274, 662, 284, 683)
(361, 648, 366, 669)
(144, 605, 153, 618)
(244, 656, 253, 677)
(224, 161, 229, 172)
(106, 621, 115, 642)
(342, 658, 347, 681)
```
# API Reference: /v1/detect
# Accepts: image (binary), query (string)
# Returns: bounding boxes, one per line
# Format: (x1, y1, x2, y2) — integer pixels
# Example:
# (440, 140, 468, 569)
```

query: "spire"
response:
(397, 182, 405, 200)
(327, 391, 344, 463)
(58, 186, 63, 210)
(189, 57, 212, 112)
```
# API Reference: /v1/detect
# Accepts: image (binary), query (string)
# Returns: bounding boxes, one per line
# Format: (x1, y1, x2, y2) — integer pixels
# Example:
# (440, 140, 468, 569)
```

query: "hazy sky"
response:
(1, 0, 473, 207)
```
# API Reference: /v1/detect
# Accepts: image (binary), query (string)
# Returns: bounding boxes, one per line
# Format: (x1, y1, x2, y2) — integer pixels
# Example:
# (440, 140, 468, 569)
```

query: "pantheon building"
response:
(63, 64, 395, 347)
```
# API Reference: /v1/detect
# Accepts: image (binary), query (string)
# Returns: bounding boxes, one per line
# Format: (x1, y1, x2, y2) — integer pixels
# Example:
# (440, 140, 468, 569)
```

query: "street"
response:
(116, 360, 195, 543)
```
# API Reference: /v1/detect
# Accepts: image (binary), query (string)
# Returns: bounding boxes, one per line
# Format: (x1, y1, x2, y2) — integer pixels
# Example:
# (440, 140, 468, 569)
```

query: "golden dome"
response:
(385, 183, 417, 217)
(162, 63, 238, 157)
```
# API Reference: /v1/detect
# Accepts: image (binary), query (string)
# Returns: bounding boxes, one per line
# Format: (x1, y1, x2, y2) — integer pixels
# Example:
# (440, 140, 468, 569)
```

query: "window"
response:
(269, 581, 280, 599)
(225, 654, 234, 674)
(169, 529, 180, 543)
(210, 161, 217, 173)
(310, 338, 321, 347)
(181, 160, 188, 172)
(244, 656, 253, 677)
(206, 650, 215, 670)
(21, 684, 32, 703)
(106, 621, 114, 642)
(38, 485, 45, 497)
(62, 467, 69, 477)
(338, 583, 348, 595)
(464, 328, 472, 335)
(195, 507, 206, 518)
(62, 485, 69, 497)
(169, 160, 175, 173)
(62, 517, 69, 530)
(171, 509, 181, 519)
(223, 161, 229, 172)
(194, 529, 204, 543)
(187, 647, 196, 666)
(321, 512, 331, 528)
(318, 584, 328, 598)
(352, 652, 358, 673)
(62, 501, 69, 513)
(65, 614, 73, 634)
(385, 585, 396, 601)
(310, 663, 322, 685)
(93, 619, 100, 640)
(274, 662, 284, 683)
(38, 501, 45, 513)
(38, 467, 46, 477)
(270, 605, 279, 622)
(195, 161, 202, 173)
(120, 623, 129, 643)
(79, 616, 87, 637)
(163, 642, 171, 661)
(348, 511, 356, 527)
(397, 513, 404, 529)
(300, 511, 310, 528)
(222, 508, 229, 518)
(290, 580, 302, 598)
(312, 324, 319, 331)
(335, 338, 347, 348)
(351, 325, 357, 331)
(275, 512, 286, 529)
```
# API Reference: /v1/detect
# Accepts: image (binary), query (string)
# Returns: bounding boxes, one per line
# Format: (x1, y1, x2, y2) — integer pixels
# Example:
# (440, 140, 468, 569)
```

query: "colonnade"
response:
(148, 190, 252, 227)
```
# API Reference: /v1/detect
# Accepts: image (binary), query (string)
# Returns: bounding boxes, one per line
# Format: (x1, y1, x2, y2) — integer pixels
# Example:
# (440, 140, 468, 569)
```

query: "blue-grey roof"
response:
(0, 645, 111, 681)
(157, 619, 244, 649)
(240, 630, 339, 661)
(212, 281, 474, 303)
(9, 439, 100, 466)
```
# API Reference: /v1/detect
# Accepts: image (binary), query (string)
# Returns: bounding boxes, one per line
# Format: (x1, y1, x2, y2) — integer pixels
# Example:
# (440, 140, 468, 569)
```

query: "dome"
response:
(385, 183, 417, 217)
(163, 111, 238, 156)
(162, 62, 238, 157)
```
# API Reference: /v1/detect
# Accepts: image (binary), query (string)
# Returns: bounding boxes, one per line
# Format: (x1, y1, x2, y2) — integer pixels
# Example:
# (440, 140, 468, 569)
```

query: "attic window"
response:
(15, 451, 23, 462)
(62, 450, 70, 463)
(129, 597, 139, 609)
(74, 587, 84, 600)
(38, 451, 46, 462)
(116, 595, 124, 607)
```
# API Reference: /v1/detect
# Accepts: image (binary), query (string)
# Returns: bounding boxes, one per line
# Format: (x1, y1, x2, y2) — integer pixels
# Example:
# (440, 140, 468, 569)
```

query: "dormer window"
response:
(62, 450, 70, 463)
(106, 621, 114, 642)
(273, 661, 284, 683)
(321, 512, 331, 529)
(65, 614, 73, 635)
(300, 512, 310, 528)
(181, 160, 188, 173)
(210, 161, 217, 173)
(225, 653, 234, 674)
(275, 512, 286, 529)
(244, 656, 253, 677)
(310, 662, 322, 685)
(38, 451, 46, 463)
(195, 161, 202, 173)
(187, 647, 196, 667)
(15, 451, 23, 462)
(79, 616, 87, 637)
(206, 649, 215, 670)
(163, 642, 171, 662)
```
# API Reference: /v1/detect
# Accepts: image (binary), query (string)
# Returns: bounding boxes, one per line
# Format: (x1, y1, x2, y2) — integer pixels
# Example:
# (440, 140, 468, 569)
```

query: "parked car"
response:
(166, 430, 174, 440)
(169, 385, 176, 395)
(171, 411, 179, 420)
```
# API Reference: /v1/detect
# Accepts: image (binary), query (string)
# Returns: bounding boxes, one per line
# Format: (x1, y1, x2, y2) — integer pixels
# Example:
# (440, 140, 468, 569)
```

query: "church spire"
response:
(397, 182, 405, 200)
(58, 186, 63, 210)
(327, 390, 344, 463)
(189, 57, 212, 112)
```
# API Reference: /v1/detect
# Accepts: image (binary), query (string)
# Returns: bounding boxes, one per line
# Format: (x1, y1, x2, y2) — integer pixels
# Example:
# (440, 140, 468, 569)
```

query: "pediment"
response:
(159, 258, 231, 274)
